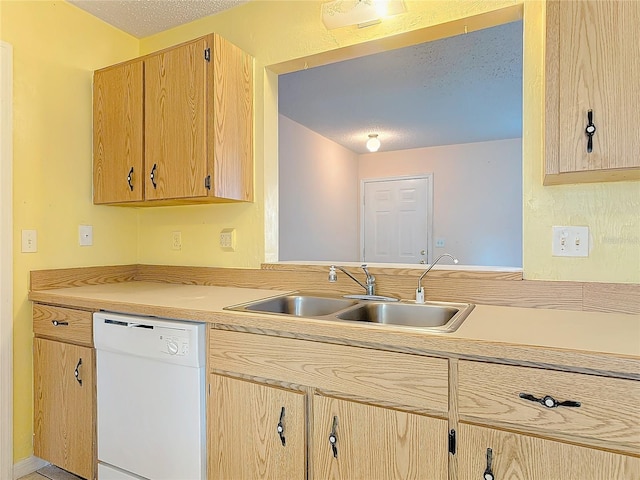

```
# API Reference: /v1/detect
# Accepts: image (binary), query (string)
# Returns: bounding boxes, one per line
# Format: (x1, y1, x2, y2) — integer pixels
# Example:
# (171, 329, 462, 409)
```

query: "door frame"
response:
(0, 40, 14, 478)
(360, 174, 433, 264)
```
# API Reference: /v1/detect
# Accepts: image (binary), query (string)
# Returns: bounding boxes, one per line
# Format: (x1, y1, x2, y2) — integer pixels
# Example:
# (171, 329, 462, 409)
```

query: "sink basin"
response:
(226, 293, 473, 333)
(234, 294, 358, 317)
(336, 301, 474, 332)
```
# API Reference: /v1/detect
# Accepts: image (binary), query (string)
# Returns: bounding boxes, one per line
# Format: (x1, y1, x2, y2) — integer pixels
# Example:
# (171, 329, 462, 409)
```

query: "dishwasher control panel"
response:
(157, 325, 192, 357)
(161, 334, 190, 356)
(93, 312, 205, 368)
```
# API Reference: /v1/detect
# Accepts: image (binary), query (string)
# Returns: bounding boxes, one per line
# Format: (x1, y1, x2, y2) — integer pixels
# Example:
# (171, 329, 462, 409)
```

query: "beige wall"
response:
(279, 115, 359, 262)
(136, 0, 639, 282)
(1, 0, 139, 462)
(2, 0, 639, 465)
(360, 138, 523, 267)
(280, 114, 522, 266)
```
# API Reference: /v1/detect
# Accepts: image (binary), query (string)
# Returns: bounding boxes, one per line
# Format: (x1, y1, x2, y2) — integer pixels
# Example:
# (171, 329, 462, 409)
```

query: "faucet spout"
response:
(416, 253, 458, 303)
(329, 264, 376, 296)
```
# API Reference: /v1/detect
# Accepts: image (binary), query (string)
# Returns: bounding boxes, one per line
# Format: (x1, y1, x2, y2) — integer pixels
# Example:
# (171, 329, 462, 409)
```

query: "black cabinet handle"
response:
(329, 415, 338, 459)
(51, 320, 68, 326)
(74, 358, 83, 386)
(483, 447, 494, 480)
(150, 163, 158, 189)
(519, 393, 581, 408)
(277, 406, 286, 446)
(585, 109, 596, 153)
(127, 167, 134, 191)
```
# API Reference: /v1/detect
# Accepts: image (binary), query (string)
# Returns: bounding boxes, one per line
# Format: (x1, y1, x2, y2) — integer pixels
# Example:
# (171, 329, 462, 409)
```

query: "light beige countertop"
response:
(30, 281, 640, 378)
(30, 281, 292, 313)
(455, 304, 640, 357)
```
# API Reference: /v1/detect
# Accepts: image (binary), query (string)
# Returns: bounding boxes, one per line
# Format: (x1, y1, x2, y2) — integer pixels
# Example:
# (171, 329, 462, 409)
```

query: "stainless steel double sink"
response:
(225, 293, 474, 333)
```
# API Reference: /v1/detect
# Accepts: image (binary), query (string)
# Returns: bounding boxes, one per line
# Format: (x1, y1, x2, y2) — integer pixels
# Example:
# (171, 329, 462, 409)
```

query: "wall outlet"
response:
(79, 225, 93, 246)
(435, 238, 446, 248)
(21, 229, 37, 253)
(220, 228, 236, 251)
(171, 231, 182, 250)
(552, 226, 589, 257)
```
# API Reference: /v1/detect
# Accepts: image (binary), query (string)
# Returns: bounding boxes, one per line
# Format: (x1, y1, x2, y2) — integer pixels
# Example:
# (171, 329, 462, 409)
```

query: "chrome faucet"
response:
(415, 253, 458, 303)
(329, 264, 376, 296)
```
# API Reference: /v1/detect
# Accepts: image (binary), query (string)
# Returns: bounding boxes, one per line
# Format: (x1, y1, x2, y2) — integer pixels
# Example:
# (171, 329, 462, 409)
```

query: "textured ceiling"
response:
(279, 20, 523, 154)
(69, 0, 247, 38)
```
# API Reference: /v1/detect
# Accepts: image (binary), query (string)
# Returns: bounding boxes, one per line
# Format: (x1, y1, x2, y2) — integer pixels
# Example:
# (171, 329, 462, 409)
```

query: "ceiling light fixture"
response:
(366, 134, 381, 152)
(321, 0, 406, 30)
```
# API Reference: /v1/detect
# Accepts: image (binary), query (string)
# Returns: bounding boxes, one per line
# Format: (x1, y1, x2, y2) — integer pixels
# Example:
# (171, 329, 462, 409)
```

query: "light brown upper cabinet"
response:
(93, 34, 254, 205)
(545, 0, 640, 185)
(93, 60, 144, 203)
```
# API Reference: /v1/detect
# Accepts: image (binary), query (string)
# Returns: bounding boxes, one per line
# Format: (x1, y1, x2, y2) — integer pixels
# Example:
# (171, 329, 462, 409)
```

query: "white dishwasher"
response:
(94, 312, 206, 480)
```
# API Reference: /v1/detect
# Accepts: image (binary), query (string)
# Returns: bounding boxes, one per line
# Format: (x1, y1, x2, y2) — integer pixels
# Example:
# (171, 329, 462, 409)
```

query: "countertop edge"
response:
(28, 283, 640, 380)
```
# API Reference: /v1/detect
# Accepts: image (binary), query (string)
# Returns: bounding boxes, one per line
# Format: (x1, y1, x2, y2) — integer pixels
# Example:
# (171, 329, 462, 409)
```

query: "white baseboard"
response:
(13, 456, 49, 479)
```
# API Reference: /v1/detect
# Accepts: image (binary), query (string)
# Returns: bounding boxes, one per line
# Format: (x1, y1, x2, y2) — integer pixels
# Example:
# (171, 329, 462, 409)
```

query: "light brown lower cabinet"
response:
(34, 337, 95, 480)
(208, 374, 306, 479)
(207, 374, 449, 480)
(457, 423, 640, 480)
(312, 395, 448, 480)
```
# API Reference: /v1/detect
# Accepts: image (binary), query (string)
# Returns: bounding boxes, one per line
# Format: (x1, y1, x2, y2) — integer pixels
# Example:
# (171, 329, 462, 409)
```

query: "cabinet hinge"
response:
(204, 175, 211, 190)
(204, 48, 211, 62)
(448, 429, 456, 455)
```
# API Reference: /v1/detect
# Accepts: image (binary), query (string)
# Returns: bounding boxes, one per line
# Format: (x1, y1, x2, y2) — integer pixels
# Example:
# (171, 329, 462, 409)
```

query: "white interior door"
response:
(362, 176, 432, 264)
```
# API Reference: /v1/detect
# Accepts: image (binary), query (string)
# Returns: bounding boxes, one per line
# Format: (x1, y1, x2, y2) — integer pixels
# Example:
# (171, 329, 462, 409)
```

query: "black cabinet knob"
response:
(277, 406, 286, 446)
(585, 109, 596, 153)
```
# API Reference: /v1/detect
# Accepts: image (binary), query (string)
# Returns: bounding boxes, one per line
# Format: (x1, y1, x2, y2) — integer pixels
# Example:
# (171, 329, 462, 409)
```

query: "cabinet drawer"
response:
(33, 304, 93, 346)
(458, 361, 640, 454)
(210, 329, 449, 415)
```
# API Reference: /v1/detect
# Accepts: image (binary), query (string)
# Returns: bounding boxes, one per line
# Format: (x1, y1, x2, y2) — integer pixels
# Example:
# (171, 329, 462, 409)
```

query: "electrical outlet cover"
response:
(220, 228, 236, 251)
(171, 231, 182, 250)
(79, 225, 93, 246)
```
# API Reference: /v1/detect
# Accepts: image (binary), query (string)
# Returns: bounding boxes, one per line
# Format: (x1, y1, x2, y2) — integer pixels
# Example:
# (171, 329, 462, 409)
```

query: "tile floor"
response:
(17, 474, 44, 480)
(18, 465, 82, 480)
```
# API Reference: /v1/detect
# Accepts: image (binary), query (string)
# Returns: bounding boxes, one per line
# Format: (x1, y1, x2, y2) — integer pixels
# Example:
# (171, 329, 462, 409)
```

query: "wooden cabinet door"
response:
(210, 34, 254, 202)
(209, 374, 306, 480)
(93, 60, 144, 204)
(546, 0, 640, 183)
(457, 423, 640, 480)
(34, 338, 95, 480)
(145, 37, 209, 201)
(312, 395, 448, 480)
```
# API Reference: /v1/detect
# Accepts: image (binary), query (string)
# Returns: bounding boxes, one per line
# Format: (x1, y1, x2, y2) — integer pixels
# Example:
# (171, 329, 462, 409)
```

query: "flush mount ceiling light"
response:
(366, 133, 381, 152)
(321, 0, 406, 30)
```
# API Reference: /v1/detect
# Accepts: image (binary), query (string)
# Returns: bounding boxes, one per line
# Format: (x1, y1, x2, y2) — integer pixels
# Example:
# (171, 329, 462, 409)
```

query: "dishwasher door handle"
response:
(127, 323, 154, 329)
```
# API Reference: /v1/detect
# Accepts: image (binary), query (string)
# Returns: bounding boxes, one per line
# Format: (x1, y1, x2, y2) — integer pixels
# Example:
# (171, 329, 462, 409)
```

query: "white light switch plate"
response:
(21, 229, 37, 253)
(552, 226, 589, 257)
